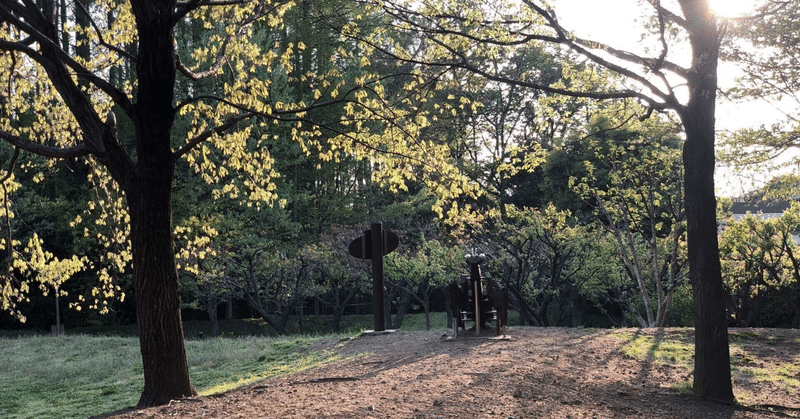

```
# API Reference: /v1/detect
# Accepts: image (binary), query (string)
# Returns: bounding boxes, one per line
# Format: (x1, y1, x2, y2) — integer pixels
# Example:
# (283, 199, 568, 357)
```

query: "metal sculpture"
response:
(348, 223, 399, 332)
(448, 252, 508, 336)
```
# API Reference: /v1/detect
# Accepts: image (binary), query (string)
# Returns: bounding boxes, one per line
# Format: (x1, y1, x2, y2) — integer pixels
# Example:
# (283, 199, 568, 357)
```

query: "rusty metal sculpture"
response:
(448, 252, 508, 336)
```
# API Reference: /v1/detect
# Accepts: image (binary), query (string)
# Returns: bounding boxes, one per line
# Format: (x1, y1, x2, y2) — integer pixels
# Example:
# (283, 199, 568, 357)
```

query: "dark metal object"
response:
(448, 253, 508, 336)
(348, 226, 399, 259)
(348, 223, 399, 332)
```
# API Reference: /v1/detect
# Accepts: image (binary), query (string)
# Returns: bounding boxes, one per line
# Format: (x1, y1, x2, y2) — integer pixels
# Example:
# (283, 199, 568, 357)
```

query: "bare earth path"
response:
(103, 327, 800, 418)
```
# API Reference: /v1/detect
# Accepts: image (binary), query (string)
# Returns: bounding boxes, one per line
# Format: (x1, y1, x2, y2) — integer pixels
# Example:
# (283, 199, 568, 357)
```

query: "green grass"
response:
(0, 312, 450, 419)
(0, 333, 342, 419)
(610, 329, 695, 366)
(187, 336, 337, 396)
(0, 335, 142, 419)
(610, 329, 800, 402)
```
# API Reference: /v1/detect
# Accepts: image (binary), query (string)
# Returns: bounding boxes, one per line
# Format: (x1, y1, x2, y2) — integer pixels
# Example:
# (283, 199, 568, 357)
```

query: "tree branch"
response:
(174, 0, 288, 81)
(173, 0, 250, 23)
(1, 147, 19, 282)
(0, 131, 91, 159)
(517, 0, 686, 108)
(365, 0, 686, 113)
(645, 0, 688, 27)
(74, 0, 137, 62)
(0, 5, 134, 114)
(172, 112, 257, 160)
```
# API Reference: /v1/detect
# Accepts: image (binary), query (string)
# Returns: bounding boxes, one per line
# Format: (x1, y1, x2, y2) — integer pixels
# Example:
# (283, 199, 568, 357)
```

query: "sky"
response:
(550, 0, 791, 197)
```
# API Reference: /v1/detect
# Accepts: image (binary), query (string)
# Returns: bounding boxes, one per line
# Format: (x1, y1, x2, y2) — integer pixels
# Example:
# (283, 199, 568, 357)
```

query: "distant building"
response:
(726, 200, 799, 244)
(728, 200, 792, 221)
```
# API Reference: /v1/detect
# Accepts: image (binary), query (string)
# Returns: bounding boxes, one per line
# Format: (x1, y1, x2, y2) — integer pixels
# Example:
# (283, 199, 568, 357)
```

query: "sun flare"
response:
(707, 0, 759, 18)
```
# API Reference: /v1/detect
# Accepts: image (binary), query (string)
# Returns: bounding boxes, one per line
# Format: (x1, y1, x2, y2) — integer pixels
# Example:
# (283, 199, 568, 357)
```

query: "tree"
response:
(719, 203, 800, 327)
(224, 246, 313, 336)
(357, 0, 735, 401)
(306, 226, 371, 334)
(16, 233, 88, 333)
(719, 0, 800, 195)
(385, 239, 461, 330)
(440, 45, 578, 214)
(481, 204, 601, 327)
(571, 114, 687, 327)
(0, 0, 457, 406)
(175, 221, 227, 337)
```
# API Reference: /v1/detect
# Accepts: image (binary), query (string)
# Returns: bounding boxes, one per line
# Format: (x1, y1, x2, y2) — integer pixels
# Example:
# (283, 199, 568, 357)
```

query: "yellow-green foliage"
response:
(4, 234, 90, 323)
(0, 0, 494, 321)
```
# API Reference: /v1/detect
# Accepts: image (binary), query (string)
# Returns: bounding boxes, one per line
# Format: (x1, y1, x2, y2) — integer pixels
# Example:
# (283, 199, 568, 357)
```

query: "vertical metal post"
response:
(371, 223, 386, 331)
(466, 253, 484, 334)
(474, 278, 480, 334)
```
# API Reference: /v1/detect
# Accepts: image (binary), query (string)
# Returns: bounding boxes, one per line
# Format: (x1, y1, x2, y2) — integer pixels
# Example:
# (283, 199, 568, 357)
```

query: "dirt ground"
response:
(101, 327, 800, 419)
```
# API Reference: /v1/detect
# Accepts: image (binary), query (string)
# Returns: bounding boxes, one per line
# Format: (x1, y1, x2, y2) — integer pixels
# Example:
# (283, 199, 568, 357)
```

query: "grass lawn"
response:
(0, 334, 341, 419)
(0, 312, 452, 419)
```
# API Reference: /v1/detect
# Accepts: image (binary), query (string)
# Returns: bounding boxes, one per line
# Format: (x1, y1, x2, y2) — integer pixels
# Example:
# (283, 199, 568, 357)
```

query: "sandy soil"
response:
(100, 327, 800, 418)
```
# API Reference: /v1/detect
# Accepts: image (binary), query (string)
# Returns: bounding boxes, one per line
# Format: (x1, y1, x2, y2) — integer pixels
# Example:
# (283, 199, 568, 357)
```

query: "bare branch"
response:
(175, 52, 227, 82)
(518, 0, 686, 108)
(0, 131, 91, 159)
(644, 0, 688, 27)
(174, 0, 249, 22)
(369, 0, 685, 113)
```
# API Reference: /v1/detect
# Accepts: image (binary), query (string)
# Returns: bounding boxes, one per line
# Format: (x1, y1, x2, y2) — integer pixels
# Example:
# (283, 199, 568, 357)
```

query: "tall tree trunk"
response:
(443, 287, 453, 329)
(678, 0, 734, 403)
(226, 294, 234, 319)
(129, 166, 196, 406)
(391, 287, 412, 329)
(128, 0, 196, 406)
(297, 304, 304, 334)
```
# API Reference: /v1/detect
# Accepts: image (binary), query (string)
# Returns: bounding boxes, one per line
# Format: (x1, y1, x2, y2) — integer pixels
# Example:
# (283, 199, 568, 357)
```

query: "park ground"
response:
(98, 327, 800, 418)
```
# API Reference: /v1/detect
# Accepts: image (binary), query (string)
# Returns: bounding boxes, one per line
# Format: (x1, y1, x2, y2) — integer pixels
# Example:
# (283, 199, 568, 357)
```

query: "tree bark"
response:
(677, 0, 734, 403)
(128, 0, 196, 406)
(130, 172, 196, 406)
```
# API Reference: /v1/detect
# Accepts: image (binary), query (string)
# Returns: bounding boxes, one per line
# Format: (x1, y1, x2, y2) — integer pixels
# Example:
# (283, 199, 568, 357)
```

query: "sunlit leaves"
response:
(719, 202, 800, 308)
(6, 233, 88, 321)
(175, 221, 219, 276)
(1, 0, 556, 323)
(17, 233, 87, 296)
(568, 108, 686, 327)
(719, 1, 800, 195)
(385, 239, 462, 290)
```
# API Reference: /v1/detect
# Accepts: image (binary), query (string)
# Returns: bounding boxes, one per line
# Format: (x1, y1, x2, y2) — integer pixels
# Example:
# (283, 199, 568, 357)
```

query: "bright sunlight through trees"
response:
(707, 0, 760, 17)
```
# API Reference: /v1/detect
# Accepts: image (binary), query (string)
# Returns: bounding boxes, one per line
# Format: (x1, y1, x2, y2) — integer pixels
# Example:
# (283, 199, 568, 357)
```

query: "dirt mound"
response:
(102, 327, 800, 418)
